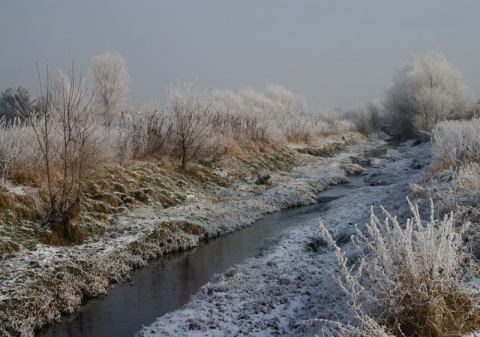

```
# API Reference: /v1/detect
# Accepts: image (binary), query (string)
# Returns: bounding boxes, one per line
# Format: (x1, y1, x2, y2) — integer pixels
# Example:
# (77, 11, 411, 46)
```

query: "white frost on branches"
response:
(319, 199, 476, 336)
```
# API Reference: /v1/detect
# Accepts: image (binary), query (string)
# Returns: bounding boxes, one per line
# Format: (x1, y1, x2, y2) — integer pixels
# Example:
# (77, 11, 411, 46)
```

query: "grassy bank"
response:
(0, 132, 366, 337)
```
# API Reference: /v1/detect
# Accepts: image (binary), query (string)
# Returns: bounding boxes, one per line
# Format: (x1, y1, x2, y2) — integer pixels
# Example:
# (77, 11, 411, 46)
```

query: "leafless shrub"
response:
(367, 100, 387, 132)
(118, 104, 174, 160)
(356, 105, 372, 135)
(333, 101, 391, 136)
(319, 199, 479, 336)
(0, 117, 40, 186)
(19, 65, 105, 242)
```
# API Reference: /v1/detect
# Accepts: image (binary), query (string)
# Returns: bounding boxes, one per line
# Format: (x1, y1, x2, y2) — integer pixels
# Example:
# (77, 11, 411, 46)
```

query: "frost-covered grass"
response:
(0, 82, 361, 246)
(419, 120, 480, 220)
(320, 200, 479, 336)
(0, 133, 371, 336)
(139, 138, 441, 337)
(139, 136, 480, 337)
(431, 118, 480, 171)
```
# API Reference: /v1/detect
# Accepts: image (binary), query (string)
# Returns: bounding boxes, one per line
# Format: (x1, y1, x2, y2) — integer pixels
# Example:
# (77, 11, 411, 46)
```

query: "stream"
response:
(38, 148, 388, 337)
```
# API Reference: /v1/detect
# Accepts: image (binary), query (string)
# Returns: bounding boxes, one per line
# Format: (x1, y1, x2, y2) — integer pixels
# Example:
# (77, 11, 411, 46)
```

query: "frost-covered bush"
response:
(431, 119, 480, 170)
(311, 110, 356, 136)
(116, 104, 174, 161)
(367, 100, 388, 132)
(0, 118, 40, 186)
(335, 102, 390, 136)
(426, 163, 480, 227)
(386, 50, 474, 138)
(212, 85, 313, 144)
(320, 200, 478, 337)
(2, 81, 355, 189)
(168, 83, 225, 169)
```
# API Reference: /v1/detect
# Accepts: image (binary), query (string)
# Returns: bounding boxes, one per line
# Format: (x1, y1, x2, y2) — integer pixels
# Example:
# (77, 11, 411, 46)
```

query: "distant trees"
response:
(211, 85, 310, 143)
(90, 52, 129, 125)
(367, 100, 386, 132)
(385, 50, 474, 138)
(0, 86, 32, 121)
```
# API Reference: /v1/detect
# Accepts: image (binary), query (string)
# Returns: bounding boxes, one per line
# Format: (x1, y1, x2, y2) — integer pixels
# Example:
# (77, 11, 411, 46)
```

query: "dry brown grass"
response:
(2, 138, 297, 247)
(0, 239, 20, 254)
(0, 188, 45, 224)
(40, 225, 85, 246)
(376, 273, 480, 337)
(287, 131, 314, 144)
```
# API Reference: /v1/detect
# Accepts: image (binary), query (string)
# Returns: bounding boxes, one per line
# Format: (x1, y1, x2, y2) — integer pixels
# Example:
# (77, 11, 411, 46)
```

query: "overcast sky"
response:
(1, 1, 479, 111)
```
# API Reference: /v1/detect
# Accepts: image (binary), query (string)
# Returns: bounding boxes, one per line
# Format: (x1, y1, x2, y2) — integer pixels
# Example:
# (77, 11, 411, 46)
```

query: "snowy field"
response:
(138, 140, 433, 336)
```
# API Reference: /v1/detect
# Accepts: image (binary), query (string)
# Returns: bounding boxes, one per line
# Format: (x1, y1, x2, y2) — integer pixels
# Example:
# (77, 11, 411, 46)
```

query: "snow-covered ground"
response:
(1, 133, 392, 337)
(137, 140, 432, 336)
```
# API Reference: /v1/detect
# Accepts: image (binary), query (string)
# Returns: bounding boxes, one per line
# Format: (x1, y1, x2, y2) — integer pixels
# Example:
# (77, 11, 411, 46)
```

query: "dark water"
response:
(38, 151, 382, 337)
(364, 148, 388, 158)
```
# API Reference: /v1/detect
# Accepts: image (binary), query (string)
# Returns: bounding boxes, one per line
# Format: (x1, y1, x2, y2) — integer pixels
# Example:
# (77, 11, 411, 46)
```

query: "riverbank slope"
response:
(1, 132, 387, 337)
(139, 140, 433, 336)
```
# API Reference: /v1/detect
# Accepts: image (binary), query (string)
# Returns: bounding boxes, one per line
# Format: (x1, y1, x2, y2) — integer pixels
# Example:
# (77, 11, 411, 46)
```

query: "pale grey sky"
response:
(1, 1, 479, 111)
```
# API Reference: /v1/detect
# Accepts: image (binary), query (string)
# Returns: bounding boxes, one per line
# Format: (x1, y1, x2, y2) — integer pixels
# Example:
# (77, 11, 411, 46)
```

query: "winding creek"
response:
(38, 148, 388, 337)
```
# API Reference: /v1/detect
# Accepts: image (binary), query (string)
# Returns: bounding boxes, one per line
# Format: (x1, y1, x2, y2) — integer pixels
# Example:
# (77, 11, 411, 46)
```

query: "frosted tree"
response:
(90, 51, 129, 125)
(262, 84, 306, 116)
(168, 83, 214, 169)
(385, 50, 474, 138)
(0, 86, 32, 121)
(20, 65, 102, 243)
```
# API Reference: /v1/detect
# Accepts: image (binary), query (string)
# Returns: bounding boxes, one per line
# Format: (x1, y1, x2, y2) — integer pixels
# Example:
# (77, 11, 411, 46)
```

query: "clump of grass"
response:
(319, 199, 480, 337)
(0, 239, 20, 254)
(220, 143, 296, 180)
(127, 220, 204, 260)
(431, 119, 480, 172)
(40, 225, 85, 246)
(304, 236, 328, 253)
(0, 187, 46, 225)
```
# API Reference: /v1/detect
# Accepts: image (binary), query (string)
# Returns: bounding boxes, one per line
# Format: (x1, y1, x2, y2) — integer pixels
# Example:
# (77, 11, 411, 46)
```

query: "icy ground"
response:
(138, 140, 432, 336)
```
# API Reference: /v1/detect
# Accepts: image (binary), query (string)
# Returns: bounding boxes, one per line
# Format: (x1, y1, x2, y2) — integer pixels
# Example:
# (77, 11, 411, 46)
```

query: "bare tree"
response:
(23, 65, 101, 242)
(90, 51, 129, 125)
(385, 50, 474, 138)
(168, 84, 213, 169)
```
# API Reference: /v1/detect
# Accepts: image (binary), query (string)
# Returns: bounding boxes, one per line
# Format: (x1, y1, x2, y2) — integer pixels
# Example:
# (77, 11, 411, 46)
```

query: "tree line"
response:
(0, 49, 477, 242)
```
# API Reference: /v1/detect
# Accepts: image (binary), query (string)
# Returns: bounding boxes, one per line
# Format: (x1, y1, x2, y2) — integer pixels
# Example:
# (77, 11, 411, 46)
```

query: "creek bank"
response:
(1, 132, 384, 337)
(139, 140, 432, 336)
